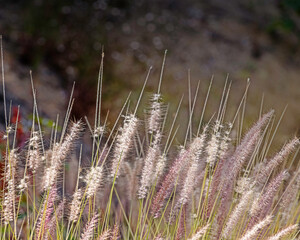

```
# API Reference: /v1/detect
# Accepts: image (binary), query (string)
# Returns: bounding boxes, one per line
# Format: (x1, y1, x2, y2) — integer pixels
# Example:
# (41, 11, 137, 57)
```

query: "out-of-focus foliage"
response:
(1, 0, 300, 143)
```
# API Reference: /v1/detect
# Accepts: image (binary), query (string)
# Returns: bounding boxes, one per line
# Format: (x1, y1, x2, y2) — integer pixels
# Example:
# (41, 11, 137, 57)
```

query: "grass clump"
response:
(0, 41, 300, 240)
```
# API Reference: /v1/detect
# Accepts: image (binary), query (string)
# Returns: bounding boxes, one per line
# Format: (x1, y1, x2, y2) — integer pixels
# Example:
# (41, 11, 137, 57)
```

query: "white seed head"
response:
(43, 165, 57, 190)
(138, 132, 161, 199)
(69, 189, 82, 222)
(267, 224, 298, 240)
(235, 177, 253, 194)
(111, 114, 138, 179)
(148, 93, 163, 134)
(28, 131, 41, 173)
(240, 215, 272, 240)
(93, 125, 105, 138)
(154, 154, 167, 180)
(189, 126, 208, 162)
(188, 224, 210, 240)
(84, 166, 103, 198)
(206, 122, 221, 167)
(18, 176, 29, 192)
(177, 160, 198, 207)
(223, 189, 255, 238)
(3, 179, 15, 224)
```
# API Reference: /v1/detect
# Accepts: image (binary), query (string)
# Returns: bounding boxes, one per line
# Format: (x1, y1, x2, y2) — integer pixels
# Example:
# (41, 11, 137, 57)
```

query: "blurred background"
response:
(0, 0, 300, 148)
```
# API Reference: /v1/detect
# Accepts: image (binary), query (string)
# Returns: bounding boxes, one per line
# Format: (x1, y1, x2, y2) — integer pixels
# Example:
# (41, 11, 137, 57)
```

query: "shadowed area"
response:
(0, 0, 299, 146)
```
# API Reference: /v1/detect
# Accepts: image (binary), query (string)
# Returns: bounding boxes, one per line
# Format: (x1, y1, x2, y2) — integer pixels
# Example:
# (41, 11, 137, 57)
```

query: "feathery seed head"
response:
(97, 229, 111, 240)
(175, 131, 208, 208)
(240, 215, 272, 240)
(267, 224, 299, 240)
(44, 198, 65, 240)
(139, 131, 162, 199)
(43, 165, 57, 190)
(69, 188, 83, 222)
(3, 179, 15, 224)
(28, 131, 41, 173)
(154, 153, 167, 180)
(111, 223, 120, 240)
(280, 172, 300, 221)
(241, 110, 273, 146)
(148, 93, 162, 134)
(206, 121, 222, 167)
(111, 114, 138, 179)
(84, 166, 103, 198)
(6, 149, 18, 180)
(80, 214, 99, 240)
(35, 187, 57, 240)
(249, 170, 289, 227)
(188, 224, 210, 240)
(153, 235, 165, 240)
(18, 175, 29, 192)
(257, 137, 299, 185)
(189, 126, 208, 162)
(235, 177, 253, 194)
(222, 189, 255, 238)
(219, 122, 232, 158)
(151, 147, 189, 217)
(176, 160, 198, 208)
(43, 121, 82, 190)
(3, 149, 18, 225)
(93, 125, 105, 138)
